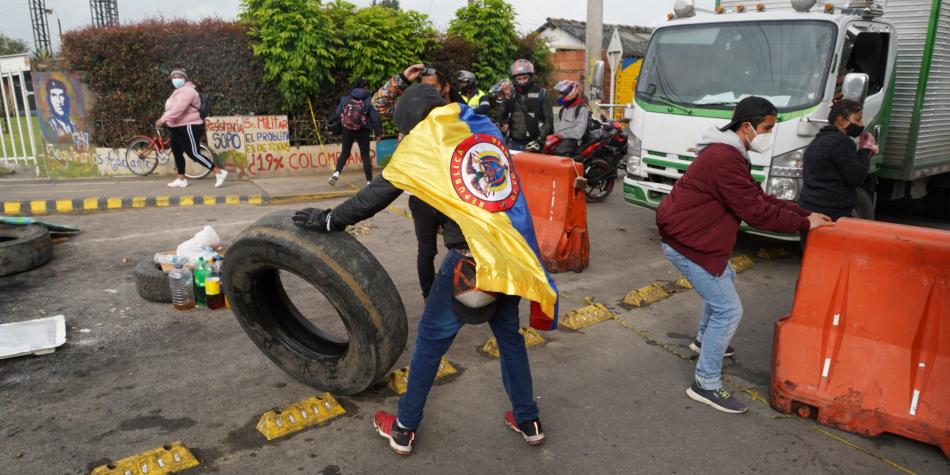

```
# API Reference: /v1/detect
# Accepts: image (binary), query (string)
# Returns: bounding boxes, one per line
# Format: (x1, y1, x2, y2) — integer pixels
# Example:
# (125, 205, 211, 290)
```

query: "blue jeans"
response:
(397, 249, 539, 430)
(661, 243, 743, 390)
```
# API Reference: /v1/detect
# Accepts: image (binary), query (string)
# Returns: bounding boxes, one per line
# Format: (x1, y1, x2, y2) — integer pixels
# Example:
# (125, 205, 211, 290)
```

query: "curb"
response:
(0, 190, 357, 216)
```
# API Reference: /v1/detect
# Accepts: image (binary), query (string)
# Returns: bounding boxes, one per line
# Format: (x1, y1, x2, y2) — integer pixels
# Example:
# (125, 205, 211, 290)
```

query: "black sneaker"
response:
(686, 381, 747, 414)
(689, 339, 735, 358)
(374, 411, 414, 455)
(504, 411, 544, 445)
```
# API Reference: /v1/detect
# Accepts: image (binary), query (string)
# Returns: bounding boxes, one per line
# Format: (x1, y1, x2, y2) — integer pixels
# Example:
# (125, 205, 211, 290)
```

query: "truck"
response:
(622, 0, 950, 239)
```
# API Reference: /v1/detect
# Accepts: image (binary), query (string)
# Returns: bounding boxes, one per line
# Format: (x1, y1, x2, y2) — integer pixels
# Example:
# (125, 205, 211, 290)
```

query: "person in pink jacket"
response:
(155, 69, 227, 188)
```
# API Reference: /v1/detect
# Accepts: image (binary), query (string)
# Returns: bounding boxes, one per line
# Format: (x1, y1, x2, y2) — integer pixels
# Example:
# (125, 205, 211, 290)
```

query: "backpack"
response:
(340, 96, 368, 131)
(198, 92, 211, 119)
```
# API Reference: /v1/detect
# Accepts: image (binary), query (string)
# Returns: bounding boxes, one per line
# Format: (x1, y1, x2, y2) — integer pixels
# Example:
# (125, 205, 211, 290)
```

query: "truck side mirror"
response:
(841, 73, 869, 105)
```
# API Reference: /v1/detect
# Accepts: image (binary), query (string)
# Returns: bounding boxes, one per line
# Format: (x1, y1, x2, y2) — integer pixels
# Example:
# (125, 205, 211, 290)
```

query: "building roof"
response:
(535, 18, 653, 57)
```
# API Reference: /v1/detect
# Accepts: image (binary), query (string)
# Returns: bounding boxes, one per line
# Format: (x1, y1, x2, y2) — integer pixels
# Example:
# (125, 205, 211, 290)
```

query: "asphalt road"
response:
(1, 190, 947, 474)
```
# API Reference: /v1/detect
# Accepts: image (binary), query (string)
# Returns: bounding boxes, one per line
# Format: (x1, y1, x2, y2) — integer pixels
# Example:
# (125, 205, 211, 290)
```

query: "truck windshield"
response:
(636, 20, 837, 112)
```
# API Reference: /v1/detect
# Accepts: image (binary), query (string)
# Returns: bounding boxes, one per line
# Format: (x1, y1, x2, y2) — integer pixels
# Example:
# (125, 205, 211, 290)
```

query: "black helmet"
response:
(456, 70, 476, 91)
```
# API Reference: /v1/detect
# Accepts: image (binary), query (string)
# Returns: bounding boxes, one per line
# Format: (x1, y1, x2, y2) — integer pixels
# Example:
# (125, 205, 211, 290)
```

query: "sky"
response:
(0, 0, 718, 54)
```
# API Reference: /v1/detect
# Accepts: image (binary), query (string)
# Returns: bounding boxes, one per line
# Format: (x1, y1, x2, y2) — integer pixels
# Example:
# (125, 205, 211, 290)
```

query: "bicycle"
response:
(125, 127, 215, 178)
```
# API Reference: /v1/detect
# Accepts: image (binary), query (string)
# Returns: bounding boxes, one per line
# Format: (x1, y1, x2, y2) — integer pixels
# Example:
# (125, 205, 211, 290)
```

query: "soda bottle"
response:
(194, 257, 208, 307)
(205, 276, 225, 310)
(168, 263, 196, 311)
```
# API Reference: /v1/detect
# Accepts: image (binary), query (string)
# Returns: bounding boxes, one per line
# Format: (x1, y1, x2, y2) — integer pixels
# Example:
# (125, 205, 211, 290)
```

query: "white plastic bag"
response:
(175, 226, 221, 263)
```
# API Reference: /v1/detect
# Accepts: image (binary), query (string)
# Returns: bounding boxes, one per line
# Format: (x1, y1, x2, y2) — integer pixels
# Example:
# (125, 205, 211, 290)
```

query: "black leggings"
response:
(335, 128, 373, 181)
(409, 195, 440, 299)
(169, 123, 213, 175)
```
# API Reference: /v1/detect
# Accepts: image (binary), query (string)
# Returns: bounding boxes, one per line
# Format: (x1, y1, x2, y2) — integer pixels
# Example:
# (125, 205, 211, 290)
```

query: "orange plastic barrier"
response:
(771, 218, 950, 457)
(512, 152, 589, 273)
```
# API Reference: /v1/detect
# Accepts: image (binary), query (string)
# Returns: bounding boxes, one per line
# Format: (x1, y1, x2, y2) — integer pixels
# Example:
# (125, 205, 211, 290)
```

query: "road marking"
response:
(55, 199, 73, 213)
(74, 220, 257, 245)
(83, 197, 99, 210)
(107, 197, 123, 209)
(3, 201, 21, 214)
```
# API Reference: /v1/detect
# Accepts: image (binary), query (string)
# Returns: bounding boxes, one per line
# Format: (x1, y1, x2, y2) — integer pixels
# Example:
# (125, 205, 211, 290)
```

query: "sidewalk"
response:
(0, 174, 365, 216)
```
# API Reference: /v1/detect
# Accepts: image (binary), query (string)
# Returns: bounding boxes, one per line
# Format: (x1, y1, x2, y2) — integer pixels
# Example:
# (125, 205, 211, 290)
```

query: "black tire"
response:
(0, 224, 52, 277)
(134, 258, 172, 303)
(852, 187, 875, 220)
(222, 210, 408, 395)
(125, 136, 160, 176)
(585, 158, 616, 203)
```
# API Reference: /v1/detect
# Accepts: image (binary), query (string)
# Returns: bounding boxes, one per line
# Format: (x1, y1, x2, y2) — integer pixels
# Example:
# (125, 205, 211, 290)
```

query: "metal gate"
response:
(0, 54, 39, 175)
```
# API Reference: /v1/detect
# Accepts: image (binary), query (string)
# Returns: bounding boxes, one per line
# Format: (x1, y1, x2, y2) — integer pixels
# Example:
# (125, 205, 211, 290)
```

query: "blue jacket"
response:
(336, 87, 382, 136)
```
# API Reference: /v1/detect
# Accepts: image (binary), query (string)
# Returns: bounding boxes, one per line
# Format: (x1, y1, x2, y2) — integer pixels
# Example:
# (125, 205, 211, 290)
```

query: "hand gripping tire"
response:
(222, 211, 408, 395)
(0, 224, 52, 277)
(134, 258, 172, 303)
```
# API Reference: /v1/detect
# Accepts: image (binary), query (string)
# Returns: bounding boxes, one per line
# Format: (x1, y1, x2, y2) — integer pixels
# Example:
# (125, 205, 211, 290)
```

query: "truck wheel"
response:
(222, 210, 408, 395)
(134, 258, 172, 303)
(852, 188, 875, 220)
(0, 224, 52, 277)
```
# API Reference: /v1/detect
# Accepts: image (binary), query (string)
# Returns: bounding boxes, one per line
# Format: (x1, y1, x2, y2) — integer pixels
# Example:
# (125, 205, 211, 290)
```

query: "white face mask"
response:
(172, 78, 186, 89)
(745, 123, 774, 153)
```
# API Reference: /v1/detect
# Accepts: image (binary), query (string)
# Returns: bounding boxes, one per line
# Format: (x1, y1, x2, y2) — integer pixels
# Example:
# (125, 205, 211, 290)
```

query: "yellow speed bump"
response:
(30, 200, 47, 214)
(730, 255, 755, 273)
(674, 275, 693, 289)
(387, 357, 457, 395)
(3, 201, 21, 214)
(55, 199, 73, 213)
(756, 247, 791, 260)
(90, 441, 199, 475)
(256, 393, 345, 441)
(623, 283, 670, 307)
(481, 327, 545, 358)
(560, 303, 613, 330)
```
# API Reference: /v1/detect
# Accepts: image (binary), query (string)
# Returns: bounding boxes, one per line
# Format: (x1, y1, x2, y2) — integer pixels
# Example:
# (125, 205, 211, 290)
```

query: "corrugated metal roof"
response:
(536, 18, 654, 57)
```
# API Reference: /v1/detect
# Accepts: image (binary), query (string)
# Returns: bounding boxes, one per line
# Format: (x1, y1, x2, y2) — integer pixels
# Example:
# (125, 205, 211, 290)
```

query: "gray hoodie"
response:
(695, 126, 749, 161)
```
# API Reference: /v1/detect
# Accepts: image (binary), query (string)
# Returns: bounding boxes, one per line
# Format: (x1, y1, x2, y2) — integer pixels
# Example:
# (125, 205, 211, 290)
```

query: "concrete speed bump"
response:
(560, 303, 613, 330)
(481, 327, 545, 358)
(623, 284, 671, 307)
(730, 255, 756, 273)
(756, 247, 791, 260)
(90, 441, 199, 475)
(674, 275, 693, 289)
(387, 357, 457, 395)
(256, 393, 346, 441)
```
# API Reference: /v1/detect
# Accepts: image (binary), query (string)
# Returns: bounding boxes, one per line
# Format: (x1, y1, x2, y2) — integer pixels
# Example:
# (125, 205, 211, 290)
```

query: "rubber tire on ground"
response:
(222, 210, 408, 395)
(134, 258, 172, 303)
(852, 188, 875, 220)
(585, 158, 616, 203)
(0, 224, 52, 277)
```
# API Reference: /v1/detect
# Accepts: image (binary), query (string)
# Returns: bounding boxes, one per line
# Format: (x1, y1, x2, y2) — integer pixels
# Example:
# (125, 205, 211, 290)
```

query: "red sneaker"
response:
(504, 411, 545, 446)
(373, 411, 415, 455)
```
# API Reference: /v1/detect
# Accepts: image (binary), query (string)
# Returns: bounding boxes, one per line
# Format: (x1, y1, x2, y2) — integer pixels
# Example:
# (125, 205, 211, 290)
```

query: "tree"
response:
(332, 3, 438, 88)
(448, 0, 518, 85)
(240, 0, 336, 110)
(425, 35, 477, 81)
(0, 33, 28, 55)
(371, 0, 400, 9)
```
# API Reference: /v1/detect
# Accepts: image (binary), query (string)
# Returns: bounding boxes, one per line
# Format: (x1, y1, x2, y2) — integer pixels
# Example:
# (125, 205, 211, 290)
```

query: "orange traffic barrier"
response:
(512, 152, 589, 273)
(771, 218, 949, 457)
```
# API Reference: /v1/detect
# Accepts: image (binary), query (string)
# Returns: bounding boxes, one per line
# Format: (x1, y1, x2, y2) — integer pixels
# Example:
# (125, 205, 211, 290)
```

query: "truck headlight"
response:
(767, 148, 805, 200)
(626, 130, 642, 174)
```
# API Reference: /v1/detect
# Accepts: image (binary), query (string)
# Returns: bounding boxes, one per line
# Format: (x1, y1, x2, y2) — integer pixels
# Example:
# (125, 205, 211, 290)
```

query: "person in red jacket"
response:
(656, 96, 832, 414)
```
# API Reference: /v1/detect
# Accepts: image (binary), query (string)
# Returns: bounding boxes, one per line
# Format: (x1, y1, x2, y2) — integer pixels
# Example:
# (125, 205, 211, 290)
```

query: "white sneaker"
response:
(167, 178, 188, 188)
(214, 169, 229, 188)
(328, 172, 339, 186)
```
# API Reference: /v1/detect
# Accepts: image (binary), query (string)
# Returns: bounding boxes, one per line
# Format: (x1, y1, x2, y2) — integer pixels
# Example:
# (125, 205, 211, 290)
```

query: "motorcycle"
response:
(537, 116, 628, 203)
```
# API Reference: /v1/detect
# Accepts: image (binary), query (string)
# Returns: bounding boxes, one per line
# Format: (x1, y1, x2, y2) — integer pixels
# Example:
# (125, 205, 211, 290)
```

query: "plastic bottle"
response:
(193, 257, 209, 307)
(205, 276, 225, 310)
(168, 263, 196, 311)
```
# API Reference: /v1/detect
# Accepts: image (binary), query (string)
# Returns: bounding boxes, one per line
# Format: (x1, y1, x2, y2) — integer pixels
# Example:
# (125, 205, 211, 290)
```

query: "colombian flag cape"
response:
(382, 103, 559, 330)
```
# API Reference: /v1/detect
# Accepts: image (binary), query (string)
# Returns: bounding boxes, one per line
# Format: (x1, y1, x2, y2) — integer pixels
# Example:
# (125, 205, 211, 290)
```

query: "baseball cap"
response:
(394, 83, 446, 135)
(719, 96, 779, 132)
(451, 256, 498, 325)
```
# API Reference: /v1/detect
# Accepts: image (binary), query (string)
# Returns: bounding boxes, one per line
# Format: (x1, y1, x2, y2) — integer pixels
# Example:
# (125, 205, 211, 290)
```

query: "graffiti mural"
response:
(32, 71, 96, 177)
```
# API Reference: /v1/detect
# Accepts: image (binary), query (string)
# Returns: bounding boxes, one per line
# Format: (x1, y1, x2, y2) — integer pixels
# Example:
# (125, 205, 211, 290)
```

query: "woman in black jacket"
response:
(799, 99, 878, 221)
(329, 78, 383, 186)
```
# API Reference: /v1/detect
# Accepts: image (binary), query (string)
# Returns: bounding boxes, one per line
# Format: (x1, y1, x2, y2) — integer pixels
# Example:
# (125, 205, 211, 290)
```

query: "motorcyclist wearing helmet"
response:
(488, 79, 513, 133)
(456, 70, 490, 115)
(550, 80, 589, 158)
(502, 59, 553, 152)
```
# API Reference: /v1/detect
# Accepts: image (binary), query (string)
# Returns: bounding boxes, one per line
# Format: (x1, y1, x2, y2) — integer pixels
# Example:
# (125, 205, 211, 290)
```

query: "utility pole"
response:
(584, 0, 603, 97)
(28, 0, 52, 56)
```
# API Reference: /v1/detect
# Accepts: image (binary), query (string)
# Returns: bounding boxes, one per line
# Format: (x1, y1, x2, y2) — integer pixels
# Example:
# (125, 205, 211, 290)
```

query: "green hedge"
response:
(61, 19, 282, 147)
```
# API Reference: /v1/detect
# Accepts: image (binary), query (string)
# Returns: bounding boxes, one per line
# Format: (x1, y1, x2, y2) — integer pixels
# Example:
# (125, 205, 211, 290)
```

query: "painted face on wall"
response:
(49, 87, 67, 117)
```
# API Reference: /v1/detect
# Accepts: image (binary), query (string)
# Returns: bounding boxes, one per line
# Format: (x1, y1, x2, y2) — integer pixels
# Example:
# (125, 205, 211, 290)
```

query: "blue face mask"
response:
(172, 78, 185, 89)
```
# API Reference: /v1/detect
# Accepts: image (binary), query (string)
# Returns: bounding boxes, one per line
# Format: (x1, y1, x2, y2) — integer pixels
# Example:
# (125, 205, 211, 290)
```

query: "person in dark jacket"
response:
(656, 97, 832, 414)
(329, 78, 383, 186)
(502, 59, 553, 151)
(292, 83, 546, 455)
(800, 99, 878, 221)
